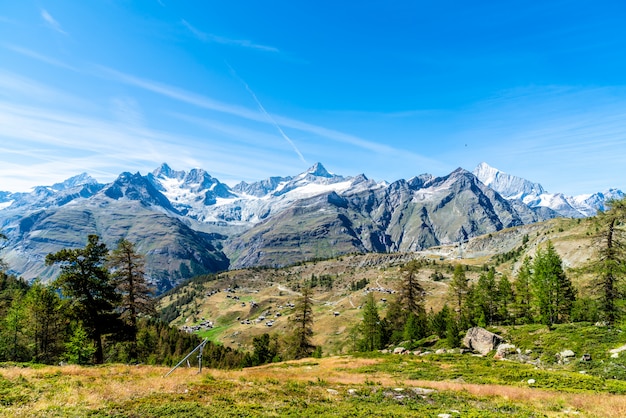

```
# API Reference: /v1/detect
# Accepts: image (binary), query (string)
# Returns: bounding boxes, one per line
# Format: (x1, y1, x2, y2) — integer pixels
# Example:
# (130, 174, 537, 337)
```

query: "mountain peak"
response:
(473, 163, 546, 201)
(51, 173, 98, 191)
(305, 162, 332, 178)
(153, 163, 185, 180)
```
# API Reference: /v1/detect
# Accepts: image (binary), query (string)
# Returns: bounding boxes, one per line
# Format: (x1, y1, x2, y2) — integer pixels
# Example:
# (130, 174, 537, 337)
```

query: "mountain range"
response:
(0, 162, 621, 291)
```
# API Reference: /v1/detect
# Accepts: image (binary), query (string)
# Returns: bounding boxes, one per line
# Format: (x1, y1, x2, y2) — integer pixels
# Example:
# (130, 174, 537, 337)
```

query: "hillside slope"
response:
(159, 216, 597, 353)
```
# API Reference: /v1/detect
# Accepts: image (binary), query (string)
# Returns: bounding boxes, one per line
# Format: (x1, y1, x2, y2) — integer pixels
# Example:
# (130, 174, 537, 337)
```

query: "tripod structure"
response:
(164, 338, 209, 377)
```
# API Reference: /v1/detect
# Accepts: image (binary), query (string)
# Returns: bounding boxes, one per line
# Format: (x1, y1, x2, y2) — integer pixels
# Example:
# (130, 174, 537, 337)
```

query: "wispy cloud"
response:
(227, 63, 307, 164)
(110, 97, 144, 128)
(95, 65, 440, 168)
(41, 9, 67, 35)
(181, 19, 279, 53)
(2, 43, 77, 71)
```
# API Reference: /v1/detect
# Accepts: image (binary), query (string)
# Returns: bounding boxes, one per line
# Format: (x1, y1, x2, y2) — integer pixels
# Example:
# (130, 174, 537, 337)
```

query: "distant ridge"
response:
(0, 161, 622, 289)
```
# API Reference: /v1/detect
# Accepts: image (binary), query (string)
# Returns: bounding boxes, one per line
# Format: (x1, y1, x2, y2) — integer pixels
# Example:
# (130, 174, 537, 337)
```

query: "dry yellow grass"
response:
(2, 356, 625, 417)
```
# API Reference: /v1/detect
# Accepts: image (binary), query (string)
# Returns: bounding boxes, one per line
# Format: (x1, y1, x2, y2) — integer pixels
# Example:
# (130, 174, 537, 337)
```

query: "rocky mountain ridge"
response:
(473, 162, 624, 217)
(0, 162, 621, 289)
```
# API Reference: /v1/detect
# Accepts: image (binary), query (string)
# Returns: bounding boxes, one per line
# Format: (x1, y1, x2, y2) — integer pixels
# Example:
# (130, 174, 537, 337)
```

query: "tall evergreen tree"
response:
(0, 289, 28, 361)
(496, 275, 514, 325)
(23, 280, 67, 363)
(286, 286, 315, 359)
(108, 239, 155, 360)
(590, 198, 626, 324)
(429, 305, 451, 339)
(449, 264, 469, 318)
(475, 268, 497, 325)
(386, 260, 428, 342)
(531, 241, 576, 325)
(513, 257, 534, 324)
(46, 235, 120, 364)
(359, 292, 383, 351)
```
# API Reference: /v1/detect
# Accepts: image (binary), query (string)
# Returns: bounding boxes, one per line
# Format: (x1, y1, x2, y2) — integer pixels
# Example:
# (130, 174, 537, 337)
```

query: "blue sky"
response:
(1, 1, 625, 196)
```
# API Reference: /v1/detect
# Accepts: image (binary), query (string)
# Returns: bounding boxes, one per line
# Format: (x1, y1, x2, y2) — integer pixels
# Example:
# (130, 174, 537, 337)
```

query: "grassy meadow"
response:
(3, 352, 626, 417)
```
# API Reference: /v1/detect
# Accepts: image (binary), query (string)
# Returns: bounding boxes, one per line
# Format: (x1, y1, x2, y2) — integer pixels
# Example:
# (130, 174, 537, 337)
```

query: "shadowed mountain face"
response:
(1, 162, 617, 290)
(1, 171, 229, 292)
(225, 168, 552, 268)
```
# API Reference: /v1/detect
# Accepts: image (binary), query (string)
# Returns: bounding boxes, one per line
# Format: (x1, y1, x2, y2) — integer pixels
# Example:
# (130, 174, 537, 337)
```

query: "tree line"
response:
(354, 198, 626, 352)
(0, 234, 243, 367)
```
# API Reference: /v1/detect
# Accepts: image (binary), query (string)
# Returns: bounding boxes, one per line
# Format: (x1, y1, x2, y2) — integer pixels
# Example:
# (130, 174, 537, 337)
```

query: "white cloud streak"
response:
(181, 19, 279, 53)
(41, 9, 67, 35)
(95, 65, 440, 167)
(226, 63, 307, 164)
(2, 43, 78, 71)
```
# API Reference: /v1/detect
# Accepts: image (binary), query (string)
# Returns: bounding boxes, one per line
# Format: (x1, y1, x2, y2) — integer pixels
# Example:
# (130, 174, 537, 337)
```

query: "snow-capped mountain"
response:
(146, 162, 383, 225)
(473, 162, 624, 217)
(0, 161, 622, 287)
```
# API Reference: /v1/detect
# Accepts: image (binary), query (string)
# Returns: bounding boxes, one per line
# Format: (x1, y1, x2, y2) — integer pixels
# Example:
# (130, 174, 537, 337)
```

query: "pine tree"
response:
(108, 239, 155, 360)
(475, 268, 497, 325)
(359, 292, 383, 351)
(513, 257, 534, 324)
(65, 323, 96, 365)
(23, 280, 67, 363)
(449, 264, 469, 318)
(590, 198, 626, 324)
(286, 286, 315, 359)
(430, 305, 451, 339)
(0, 289, 28, 361)
(386, 260, 428, 342)
(46, 235, 120, 364)
(497, 275, 514, 325)
(531, 241, 576, 325)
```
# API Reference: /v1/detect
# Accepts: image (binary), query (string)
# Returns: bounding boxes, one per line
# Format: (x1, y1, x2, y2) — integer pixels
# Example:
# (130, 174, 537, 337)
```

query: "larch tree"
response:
(449, 264, 469, 319)
(23, 280, 67, 364)
(513, 257, 534, 324)
(590, 198, 626, 324)
(475, 268, 497, 326)
(531, 241, 576, 325)
(108, 239, 155, 360)
(359, 292, 383, 351)
(46, 234, 120, 364)
(386, 260, 428, 342)
(286, 285, 315, 359)
(496, 275, 514, 325)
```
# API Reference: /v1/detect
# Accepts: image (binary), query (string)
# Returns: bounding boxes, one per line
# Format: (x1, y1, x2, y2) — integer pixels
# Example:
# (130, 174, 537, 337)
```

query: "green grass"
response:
(197, 325, 230, 342)
(349, 352, 626, 394)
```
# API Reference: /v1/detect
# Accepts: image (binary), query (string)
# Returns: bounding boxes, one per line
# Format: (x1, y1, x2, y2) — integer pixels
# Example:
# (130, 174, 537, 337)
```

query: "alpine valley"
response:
(0, 162, 622, 292)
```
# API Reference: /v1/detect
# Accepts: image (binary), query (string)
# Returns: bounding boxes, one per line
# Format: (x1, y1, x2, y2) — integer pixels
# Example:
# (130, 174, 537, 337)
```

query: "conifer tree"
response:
(531, 241, 576, 325)
(359, 292, 383, 351)
(286, 286, 315, 359)
(0, 289, 28, 361)
(590, 198, 626, 324)
(475, 268, 497, 325)
(430, 305, 451, 338)
(386, 260, 428, 341)
(23, 280, 67, 363)
(108, 239, 155, 360)
(496, 275, 514, 325)
(514, 257, 534, 324)
(46, 235, 120, 364)
(449, 264, 469, 318)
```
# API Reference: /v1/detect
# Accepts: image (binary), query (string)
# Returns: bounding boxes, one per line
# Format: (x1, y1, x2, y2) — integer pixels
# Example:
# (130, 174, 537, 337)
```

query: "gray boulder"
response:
(462, 327, 504, 355)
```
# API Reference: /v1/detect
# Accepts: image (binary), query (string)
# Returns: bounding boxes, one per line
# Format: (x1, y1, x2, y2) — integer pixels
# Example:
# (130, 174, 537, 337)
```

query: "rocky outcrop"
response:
(462, 327, 504, 355)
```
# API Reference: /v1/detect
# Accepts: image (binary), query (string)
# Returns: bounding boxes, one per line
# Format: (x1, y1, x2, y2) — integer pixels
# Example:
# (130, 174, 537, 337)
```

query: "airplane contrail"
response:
(226, 62, 307, 164)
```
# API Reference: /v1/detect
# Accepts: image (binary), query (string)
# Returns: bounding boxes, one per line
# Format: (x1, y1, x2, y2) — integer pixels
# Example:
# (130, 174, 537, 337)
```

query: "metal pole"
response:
(198, 342, 204, 374)
(164, 338, 208, 377)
